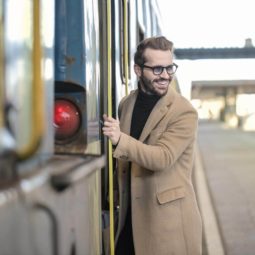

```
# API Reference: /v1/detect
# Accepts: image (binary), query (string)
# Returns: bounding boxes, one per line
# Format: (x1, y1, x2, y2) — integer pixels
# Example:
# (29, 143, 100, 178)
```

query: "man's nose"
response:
(160, 68, 170, 78)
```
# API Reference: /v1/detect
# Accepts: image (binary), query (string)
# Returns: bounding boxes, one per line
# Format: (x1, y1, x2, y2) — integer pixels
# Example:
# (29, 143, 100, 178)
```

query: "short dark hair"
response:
(134, 36, 174, 66)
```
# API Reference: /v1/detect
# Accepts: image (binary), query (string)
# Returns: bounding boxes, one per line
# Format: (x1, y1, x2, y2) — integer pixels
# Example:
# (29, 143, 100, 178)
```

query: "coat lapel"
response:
(139, 86, 176, 142)
(119, 86, 177, 141)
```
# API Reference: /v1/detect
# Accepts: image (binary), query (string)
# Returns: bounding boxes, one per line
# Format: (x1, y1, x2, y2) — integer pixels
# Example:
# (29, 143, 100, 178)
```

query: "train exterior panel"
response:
(0, 0, 167, 254)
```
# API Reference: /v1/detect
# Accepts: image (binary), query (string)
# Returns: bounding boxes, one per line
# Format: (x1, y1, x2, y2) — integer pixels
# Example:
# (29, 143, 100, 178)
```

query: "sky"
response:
(157, 0, 255, 99)
(158, 0, 255, 48)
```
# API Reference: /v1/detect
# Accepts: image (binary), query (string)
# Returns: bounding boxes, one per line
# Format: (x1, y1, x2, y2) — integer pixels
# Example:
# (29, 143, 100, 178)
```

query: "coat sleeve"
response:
(113, 107, 198, 172)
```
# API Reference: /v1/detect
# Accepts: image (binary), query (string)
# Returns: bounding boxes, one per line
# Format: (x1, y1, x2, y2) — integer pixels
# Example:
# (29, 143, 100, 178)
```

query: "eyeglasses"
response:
(141, 63, 178, 75)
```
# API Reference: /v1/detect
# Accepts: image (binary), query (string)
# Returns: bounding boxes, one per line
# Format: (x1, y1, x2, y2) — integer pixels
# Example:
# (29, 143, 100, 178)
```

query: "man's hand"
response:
(102, 114, 121, 145)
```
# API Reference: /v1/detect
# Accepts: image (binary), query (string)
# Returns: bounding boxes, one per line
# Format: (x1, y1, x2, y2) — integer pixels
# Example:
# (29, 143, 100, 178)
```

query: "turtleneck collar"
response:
(137, 82, 161, 101)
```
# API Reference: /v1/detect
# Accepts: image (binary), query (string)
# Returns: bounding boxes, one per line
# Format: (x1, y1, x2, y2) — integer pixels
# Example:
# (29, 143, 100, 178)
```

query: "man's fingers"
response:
(102, 115, 119, 126)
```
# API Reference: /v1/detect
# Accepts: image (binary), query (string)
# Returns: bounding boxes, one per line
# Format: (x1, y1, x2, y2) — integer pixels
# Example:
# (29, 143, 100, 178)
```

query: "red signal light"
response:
(54, 99, 81, 141)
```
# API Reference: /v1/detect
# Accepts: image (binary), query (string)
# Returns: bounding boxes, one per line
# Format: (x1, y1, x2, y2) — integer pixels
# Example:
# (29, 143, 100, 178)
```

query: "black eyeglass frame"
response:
(141, 63, 178, 75)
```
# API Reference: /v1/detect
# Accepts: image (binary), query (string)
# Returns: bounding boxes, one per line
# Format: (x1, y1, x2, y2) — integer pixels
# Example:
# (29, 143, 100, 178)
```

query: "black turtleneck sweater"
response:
(116, 89, 160, 255)
(130, 89, 161, 139)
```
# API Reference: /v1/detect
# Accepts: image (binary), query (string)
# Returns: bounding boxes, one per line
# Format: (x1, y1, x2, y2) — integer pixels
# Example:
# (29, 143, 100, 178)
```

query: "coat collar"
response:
(120, 85, 177, 142)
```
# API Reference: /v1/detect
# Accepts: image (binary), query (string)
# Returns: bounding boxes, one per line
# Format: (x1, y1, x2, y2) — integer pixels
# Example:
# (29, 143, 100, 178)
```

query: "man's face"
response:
(135, 48, 174, 96)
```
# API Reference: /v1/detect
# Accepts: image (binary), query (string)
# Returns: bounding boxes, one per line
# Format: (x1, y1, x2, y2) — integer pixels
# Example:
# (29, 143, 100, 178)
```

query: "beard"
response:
(140, 74, 172, 96)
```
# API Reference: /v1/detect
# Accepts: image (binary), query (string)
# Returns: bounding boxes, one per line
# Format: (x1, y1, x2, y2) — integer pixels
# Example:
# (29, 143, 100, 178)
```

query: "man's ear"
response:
(134, 64, 142, 77)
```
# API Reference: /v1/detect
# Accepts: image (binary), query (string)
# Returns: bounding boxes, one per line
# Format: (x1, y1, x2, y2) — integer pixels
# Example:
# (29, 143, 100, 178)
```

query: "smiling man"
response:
(103, 36, 202, 255)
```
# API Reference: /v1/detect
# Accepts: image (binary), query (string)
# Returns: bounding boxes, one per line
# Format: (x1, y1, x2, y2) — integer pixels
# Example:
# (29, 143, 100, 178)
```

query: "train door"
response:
(99, 1, 143, 254)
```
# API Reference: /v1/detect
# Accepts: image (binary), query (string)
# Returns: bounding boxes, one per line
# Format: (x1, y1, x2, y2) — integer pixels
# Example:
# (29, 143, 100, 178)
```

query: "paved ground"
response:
(196, 120, 255, 255)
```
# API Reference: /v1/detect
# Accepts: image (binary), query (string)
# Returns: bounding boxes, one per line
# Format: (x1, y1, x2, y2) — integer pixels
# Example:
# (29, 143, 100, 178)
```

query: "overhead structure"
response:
(175, 47, 255, 59)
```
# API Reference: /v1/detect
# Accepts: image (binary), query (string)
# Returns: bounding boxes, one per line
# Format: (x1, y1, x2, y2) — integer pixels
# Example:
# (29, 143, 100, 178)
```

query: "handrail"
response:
(107, 0, 115, 254)
(123, 0, 129, 96)
(17, 0, 44, 160)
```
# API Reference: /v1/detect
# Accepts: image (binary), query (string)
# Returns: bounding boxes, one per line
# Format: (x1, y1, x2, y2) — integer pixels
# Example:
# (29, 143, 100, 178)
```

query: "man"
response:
(103, 36, 202, 255)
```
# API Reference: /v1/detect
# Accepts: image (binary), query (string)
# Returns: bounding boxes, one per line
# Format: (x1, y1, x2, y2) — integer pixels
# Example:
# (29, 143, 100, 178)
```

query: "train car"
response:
(0, 0, 169, 254)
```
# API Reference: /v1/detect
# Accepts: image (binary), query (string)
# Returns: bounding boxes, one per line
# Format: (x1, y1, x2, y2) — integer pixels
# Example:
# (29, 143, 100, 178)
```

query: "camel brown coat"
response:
(113, 86, 202, 255)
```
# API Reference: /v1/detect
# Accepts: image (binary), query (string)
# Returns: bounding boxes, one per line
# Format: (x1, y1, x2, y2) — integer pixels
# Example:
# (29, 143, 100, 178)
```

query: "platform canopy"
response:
(191, 80, 255, 99)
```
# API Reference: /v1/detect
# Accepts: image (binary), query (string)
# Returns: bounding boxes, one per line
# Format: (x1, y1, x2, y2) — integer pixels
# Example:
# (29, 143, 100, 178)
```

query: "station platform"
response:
(194, 120, 255, 255)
